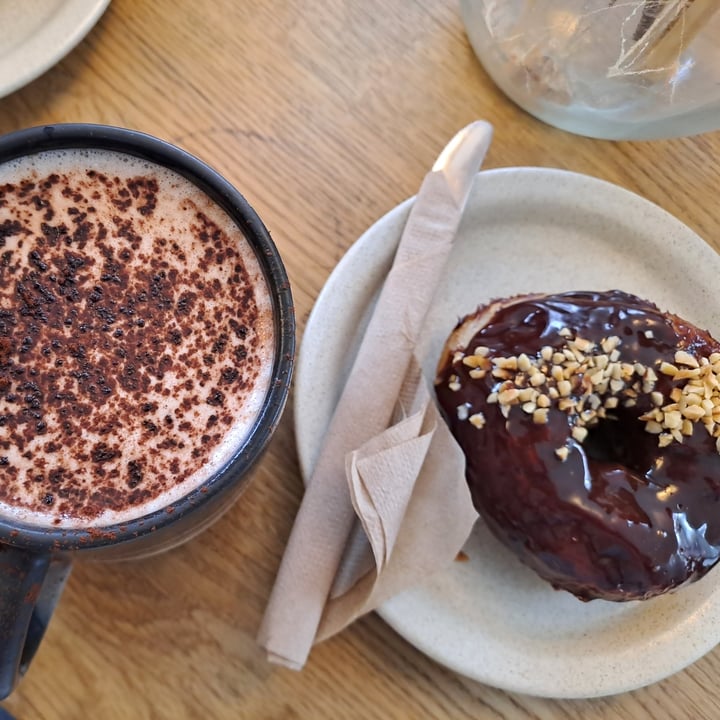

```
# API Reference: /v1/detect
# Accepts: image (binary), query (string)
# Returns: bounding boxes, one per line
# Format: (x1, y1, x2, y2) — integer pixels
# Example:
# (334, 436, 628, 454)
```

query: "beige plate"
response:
(294, 167, 720, 698)
(0, 0, 111, 99)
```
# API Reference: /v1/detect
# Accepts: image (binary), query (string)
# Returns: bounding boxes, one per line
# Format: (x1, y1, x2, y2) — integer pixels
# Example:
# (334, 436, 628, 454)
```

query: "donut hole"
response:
(581, 414, 649, 476)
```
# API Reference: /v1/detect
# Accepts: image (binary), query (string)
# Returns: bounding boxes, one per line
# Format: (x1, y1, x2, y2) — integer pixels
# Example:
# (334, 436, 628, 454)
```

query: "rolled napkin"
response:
(257, 121, 493, 669)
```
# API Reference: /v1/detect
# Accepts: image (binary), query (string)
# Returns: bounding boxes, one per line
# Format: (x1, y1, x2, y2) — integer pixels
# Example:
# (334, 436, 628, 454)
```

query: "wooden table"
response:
(1, 1, 719, 718)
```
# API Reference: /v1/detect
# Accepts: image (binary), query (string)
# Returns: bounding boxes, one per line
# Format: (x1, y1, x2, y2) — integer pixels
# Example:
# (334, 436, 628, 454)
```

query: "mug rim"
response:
(0, 123, 295, 551)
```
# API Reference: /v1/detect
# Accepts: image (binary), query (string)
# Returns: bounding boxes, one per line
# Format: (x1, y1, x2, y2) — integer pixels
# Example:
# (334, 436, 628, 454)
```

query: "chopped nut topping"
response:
(498, 387, 520, 405)
(682, 405, 706, 421)
(572, 336, 594, 353)
(463, 355, 488, 369)
(558, 397, 574, 412)
(494, 356, 518, 370)
(658, 433, 673, 448)
(469, 412, 486, 429)
(555, 446, 569, 461)
(601, 336, 620, 353)
(517, 353, 532, 372)
(675, 350, 699, 368)
(571, 426, 588, 443)
(609, 378, 625, 394)
(492, 368, 512, 380)
(663, 411, 682, 430)
(451, 327, 720, 455)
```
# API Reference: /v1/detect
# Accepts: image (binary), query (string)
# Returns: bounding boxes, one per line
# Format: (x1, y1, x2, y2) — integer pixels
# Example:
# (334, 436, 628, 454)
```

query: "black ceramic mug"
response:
(0, 124, 295, 696)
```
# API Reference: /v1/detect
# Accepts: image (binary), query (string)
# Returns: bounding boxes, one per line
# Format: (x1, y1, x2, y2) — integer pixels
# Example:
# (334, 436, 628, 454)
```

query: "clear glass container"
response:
(460, 0, 720, 140)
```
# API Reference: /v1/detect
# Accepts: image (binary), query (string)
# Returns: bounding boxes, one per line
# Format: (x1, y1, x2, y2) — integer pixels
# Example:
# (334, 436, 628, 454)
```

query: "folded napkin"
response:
(316, 356, 477, 643)
(257, 122, 492, 669)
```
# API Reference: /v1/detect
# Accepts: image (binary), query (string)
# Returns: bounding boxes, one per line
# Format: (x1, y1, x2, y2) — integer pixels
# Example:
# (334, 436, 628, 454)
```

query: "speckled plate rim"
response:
(0, 0, 111, 99)
(294, 167, 720, 699)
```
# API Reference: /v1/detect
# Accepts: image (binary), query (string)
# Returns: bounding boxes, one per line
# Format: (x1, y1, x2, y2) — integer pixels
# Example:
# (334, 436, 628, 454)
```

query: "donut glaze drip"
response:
(435, 290, 720, 601)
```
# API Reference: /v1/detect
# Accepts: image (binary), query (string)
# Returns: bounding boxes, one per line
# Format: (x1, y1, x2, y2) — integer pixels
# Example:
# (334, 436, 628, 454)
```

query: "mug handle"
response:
(0, 546, 72, 698)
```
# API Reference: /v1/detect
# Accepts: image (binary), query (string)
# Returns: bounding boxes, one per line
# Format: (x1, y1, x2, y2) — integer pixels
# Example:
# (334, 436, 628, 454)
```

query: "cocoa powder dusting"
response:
(0, 150, 275, 526)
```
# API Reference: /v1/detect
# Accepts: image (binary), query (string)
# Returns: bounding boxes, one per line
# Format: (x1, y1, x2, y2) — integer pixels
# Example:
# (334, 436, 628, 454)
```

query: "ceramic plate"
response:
(294, 167, 720, 699)
(0, 0, 111, 99)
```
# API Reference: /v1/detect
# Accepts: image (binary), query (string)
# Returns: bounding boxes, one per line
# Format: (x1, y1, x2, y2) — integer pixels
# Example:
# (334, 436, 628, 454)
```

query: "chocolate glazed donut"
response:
(435, 290, 720, 601)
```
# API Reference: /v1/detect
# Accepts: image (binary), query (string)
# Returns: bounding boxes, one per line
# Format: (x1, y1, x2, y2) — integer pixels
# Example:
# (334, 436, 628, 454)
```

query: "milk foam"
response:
(0, 149, 275, 527)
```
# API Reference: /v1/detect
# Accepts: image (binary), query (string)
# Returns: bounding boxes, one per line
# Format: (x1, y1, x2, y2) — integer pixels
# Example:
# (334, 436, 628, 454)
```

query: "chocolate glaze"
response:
(435, 290, 720, 601)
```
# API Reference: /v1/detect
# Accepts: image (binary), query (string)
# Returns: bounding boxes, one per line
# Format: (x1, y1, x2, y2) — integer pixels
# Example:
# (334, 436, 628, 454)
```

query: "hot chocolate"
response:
(0, 148, 275, 528)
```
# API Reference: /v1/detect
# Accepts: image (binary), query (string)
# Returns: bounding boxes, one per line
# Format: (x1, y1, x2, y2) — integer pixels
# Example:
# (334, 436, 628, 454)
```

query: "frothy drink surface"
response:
(0, 149, 274, 528)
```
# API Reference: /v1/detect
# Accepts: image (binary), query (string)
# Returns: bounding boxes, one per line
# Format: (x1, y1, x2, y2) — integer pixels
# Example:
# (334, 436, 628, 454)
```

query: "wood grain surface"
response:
(1, 1, 720, 718)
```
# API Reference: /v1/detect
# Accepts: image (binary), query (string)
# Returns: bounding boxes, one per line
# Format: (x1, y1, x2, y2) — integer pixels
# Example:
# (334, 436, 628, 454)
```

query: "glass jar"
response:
(460, 0, 720, 140)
